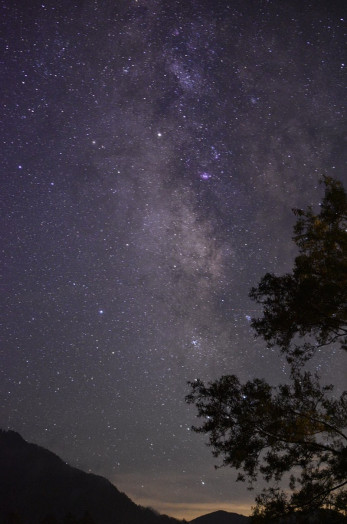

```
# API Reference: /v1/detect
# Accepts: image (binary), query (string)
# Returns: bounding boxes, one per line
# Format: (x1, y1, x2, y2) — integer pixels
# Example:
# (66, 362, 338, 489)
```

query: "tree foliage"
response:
(186, 176, 347, 520)
(250, 176, 347, 362)
(187, 369, 347, 516)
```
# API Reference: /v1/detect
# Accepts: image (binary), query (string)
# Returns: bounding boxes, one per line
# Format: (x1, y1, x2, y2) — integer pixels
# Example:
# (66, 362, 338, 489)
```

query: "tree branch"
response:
(295, 480, 347, 509)
(253, 424, 342, 456)
(286, 408, 347, 442)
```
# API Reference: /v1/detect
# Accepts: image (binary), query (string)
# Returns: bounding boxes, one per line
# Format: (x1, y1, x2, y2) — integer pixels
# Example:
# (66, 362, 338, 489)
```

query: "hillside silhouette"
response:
(190, 510, 249, 524)
(0, 429, 182, 524)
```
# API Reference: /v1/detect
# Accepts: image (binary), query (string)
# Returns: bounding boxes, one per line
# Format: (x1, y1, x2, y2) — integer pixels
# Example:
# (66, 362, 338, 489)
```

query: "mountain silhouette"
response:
(189, 510, 249, 524)
(4, 430, 343, 524)
(0, 429, 181, 524)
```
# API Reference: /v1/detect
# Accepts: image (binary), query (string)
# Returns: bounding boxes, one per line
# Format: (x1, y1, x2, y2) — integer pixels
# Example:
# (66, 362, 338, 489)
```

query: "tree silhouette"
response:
(250, 176, 347, 363)
(40, 516, 59, 524)
(63, 514, 79, 524)
(186, 177, 347, 520)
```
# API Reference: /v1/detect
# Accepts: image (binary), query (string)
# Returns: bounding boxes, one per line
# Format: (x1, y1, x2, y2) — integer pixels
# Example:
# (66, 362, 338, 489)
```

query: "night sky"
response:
(1, 0, 346, 520)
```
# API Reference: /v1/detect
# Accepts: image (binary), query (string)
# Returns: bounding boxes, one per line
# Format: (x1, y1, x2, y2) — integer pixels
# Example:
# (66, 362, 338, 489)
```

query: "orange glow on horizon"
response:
(132, 498, 252, 521)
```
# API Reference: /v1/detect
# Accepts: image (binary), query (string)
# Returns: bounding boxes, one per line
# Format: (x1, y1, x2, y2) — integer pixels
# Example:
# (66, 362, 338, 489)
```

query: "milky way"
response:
(1, 0, 346, 519)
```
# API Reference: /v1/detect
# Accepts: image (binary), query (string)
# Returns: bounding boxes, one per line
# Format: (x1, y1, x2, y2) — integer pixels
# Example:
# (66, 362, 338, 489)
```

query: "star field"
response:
(1, 0, 346, 520)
